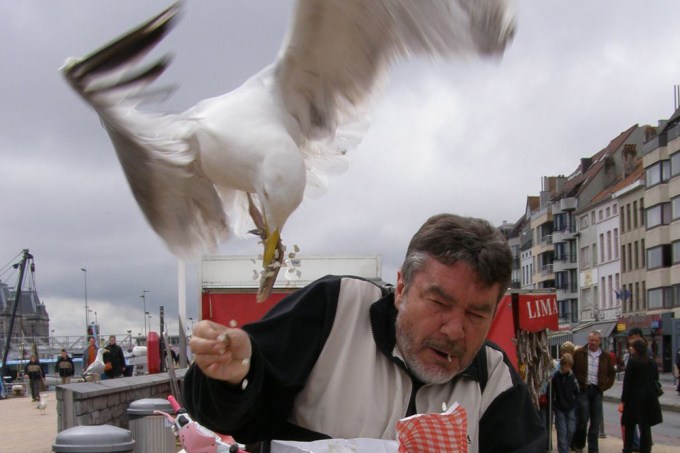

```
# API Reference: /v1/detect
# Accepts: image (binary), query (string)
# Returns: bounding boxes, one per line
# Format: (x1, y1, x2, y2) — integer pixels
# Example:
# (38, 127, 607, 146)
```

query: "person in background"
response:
(104, 335, 126, 378)
(55, 349, 75, 384)
(552, 353, 580, 453)
(82, 336, 98, 370)
(186, 213, 546, 452)
(572, 330, 616, 453)
(675, 347, 680, 395)
(24, 355, 44, 402)
(620, 338, 662, 453)
(622, 327, 650, 452)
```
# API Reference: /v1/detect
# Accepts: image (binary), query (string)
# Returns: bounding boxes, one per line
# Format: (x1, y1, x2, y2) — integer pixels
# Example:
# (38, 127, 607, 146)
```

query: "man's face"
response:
(394, 258, 501, 384)
(89, 338, 95, 346)
(61, 351, 67, 358)
(588, 333, 601, 352)
(109, 336, 116, 345)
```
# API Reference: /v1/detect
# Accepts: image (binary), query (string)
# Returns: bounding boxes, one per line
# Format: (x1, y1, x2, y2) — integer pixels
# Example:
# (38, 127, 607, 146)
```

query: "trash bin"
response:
(127, 398, 175, 453)
(52, 425, 135, 452)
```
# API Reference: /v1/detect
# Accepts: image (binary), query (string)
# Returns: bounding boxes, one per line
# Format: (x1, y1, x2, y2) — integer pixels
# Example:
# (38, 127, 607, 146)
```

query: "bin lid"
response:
(127, 397, 173, 416)
(52, 425, 135, 452)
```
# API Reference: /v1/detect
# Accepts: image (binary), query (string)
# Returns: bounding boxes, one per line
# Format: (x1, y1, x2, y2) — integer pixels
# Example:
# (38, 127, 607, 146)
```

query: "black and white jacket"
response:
(185, 275, 546, 452)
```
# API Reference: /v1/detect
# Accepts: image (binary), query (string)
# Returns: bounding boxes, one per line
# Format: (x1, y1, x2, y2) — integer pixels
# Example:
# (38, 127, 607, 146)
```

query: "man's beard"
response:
(395, 297, 466, 384)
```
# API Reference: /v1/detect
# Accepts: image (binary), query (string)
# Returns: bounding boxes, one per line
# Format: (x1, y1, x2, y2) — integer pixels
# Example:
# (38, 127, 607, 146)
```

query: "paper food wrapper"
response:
(271, 402, 467, 453)
(271, 438, 398, 453)
(395, 402, 468, 453)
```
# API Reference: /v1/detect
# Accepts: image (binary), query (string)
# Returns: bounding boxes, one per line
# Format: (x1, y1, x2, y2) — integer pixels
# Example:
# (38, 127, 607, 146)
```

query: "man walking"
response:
(55, 349, 75, 384)
(103, 335, 126, 378)
(572, 330, 615, 453)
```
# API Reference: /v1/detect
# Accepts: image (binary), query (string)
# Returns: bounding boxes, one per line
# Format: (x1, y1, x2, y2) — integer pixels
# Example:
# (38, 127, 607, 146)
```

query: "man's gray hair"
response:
(400, 213, 512, 300)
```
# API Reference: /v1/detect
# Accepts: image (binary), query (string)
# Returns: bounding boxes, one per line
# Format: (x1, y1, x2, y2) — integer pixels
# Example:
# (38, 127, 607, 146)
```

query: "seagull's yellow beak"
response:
(257, 228, 283, 302)
(263, 228, 280, 266)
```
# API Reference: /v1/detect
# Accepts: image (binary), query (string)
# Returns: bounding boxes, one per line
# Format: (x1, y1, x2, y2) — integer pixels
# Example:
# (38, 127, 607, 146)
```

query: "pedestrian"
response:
(82, 336, 98, 370)
(186, 213, 547, 452)
(24, 355, 44, 402)
(620, 338, 662, 453)
(103, 335, 126, 378)
(552, 353, 580, 453)
(675, 347, 680, 395)
(622, 327, 650, 452)
(55, 349, 75, 384)
(572, 330, 616, 453)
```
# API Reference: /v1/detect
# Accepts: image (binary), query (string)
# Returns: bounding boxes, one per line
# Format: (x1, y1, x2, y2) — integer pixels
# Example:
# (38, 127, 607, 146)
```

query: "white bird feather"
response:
(61, 1, 515, 301)
(83, 348, 107, 381)
(36, 395, 48, 414)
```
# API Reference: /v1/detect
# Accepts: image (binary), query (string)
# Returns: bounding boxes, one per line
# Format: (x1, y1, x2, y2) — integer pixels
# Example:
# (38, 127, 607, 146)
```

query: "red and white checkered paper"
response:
(396, 403, 467, 453)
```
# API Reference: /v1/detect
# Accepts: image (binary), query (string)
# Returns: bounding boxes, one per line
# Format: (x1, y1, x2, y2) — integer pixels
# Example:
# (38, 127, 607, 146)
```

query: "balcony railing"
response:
(540, 235, 553, 245)
(540, 264, 554, 275)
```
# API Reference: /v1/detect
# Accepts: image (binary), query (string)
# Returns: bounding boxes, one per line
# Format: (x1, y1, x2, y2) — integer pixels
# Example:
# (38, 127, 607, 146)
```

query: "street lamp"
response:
(140, 290, 149, 337)
(81, 267, 88, 330)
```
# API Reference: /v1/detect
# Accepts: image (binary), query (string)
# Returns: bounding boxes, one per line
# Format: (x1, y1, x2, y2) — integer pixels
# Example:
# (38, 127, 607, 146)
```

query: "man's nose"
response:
(439, 309, 465, 341)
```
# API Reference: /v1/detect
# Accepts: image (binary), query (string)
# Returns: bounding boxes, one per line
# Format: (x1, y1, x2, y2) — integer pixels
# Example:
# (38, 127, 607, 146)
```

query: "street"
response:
(601, 398, 680, 448)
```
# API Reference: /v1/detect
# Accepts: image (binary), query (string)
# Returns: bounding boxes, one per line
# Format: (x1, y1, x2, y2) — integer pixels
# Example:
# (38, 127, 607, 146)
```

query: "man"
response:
(103, 335, 126, 378)
(82, 336, 98, 369)
(24, 355, 44, 402)
(55, 349, 75, 384)
(572, 330, 615, 453)
(186, 214, 546, 452)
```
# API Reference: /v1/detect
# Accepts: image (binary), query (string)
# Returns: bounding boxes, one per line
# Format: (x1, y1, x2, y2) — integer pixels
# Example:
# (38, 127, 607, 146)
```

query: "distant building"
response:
(0, 280, 50, 341)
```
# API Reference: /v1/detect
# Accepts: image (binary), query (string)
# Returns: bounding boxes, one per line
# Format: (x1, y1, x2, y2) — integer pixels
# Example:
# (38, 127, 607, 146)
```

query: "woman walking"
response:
(620, 338, 663, 453)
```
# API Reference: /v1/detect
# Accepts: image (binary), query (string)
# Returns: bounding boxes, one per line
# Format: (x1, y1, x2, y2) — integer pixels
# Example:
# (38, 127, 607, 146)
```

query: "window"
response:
(672, 196, 680, 221)
(646, 245, 671, 270)
(581, 246, 591, 269)
(632, 201, 637, 228)
(599, 234, 605, 263)
(632, 242, 637, 269)
(641, 239, 645, 267)
(621, 246, 626, 272)
(645, 203, 671, 229)
(591, 211, 596, 225)
(645, 160, 670, 187)
(648, 288, 663, 309)
(673, 241, 680, 265)
(614, 229, 619, 258)
(598, 210, 603, 221)
(606, 207, 611, 218)
(606, 231, 612, 261)
(580, 215, 589, 229)
(671, 151, 680, 178)
(620, 206, 626, 233)
(592, 243, 598, 266)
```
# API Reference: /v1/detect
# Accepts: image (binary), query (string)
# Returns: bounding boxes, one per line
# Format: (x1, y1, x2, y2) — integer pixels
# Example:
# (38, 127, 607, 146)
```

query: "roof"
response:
(590, 162, 644, 205)
(552, 124, 639, 202)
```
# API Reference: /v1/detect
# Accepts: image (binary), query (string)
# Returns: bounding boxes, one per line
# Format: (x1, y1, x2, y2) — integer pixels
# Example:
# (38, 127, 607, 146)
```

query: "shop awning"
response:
(572, 321, 617, 346)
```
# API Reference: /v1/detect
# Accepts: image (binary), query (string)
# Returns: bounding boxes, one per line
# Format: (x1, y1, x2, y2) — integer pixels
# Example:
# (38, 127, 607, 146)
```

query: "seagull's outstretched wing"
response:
(275, 0, 515, 143)
(61, 3, 229, 260)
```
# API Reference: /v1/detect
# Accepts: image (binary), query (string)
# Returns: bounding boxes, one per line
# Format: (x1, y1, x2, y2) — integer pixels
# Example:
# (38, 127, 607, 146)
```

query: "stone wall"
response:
(56, 369, 186, 431)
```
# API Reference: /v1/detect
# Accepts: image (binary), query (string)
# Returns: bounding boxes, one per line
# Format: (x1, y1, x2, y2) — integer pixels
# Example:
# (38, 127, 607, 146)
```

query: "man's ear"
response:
(394, 270, 405, 310)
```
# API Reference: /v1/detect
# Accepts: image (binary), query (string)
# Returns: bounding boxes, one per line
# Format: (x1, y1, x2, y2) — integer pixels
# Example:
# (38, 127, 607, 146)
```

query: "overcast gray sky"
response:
(2, 1, 680, 337)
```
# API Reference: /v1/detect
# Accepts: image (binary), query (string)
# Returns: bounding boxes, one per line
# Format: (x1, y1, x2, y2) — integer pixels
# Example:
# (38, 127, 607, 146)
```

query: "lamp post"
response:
(140, 290, 149, 337)
(81, 267, 88, 331)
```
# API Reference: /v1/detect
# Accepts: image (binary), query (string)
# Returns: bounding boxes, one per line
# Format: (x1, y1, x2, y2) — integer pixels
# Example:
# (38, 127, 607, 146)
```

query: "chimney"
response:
(623, 144, 638, 177)
(580, 157, 593, 173)
(644, 126, 657, 141)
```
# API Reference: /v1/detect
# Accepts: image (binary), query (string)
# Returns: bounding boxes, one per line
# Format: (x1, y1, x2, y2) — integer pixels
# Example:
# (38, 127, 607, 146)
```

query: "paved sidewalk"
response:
(2, 383, 678, 453)
(0, 390, 57, 453)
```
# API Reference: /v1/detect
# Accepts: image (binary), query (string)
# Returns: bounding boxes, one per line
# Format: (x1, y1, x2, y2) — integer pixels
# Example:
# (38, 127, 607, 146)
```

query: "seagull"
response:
(36, 395, 48, 415)
(61, 1, 515, 301)
(83, 348, 107, 382)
